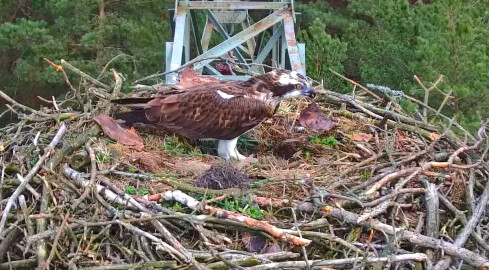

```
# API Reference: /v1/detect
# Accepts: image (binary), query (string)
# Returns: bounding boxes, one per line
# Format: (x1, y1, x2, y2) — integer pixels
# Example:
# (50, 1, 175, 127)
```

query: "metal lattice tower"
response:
(165, 0, 306, 84)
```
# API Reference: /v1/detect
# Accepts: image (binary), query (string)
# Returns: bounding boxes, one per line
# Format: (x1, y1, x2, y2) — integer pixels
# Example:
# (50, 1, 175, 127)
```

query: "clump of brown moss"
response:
(193, 162, 250, 190)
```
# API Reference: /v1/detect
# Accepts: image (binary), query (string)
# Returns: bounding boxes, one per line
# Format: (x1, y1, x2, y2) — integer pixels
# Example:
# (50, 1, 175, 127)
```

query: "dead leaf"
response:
(93, 114, 144, 151)
(338, 130, 372, 142)
(299, 102, 337, 132)
(352, 133, 373, 142)
(397, 129, 407, 141)
(177, 67, 219, 87)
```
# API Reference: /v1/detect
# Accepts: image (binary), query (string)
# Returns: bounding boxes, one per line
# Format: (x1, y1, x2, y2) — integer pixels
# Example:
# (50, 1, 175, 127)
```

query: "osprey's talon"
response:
(229, 149, 247, 161)
(236, 153, 247, 161)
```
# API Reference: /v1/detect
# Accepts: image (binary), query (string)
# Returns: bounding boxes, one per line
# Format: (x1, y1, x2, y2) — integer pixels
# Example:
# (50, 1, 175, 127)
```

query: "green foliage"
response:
(164, 136, 202, 157)
(360, 170, 371, 180)
(172, 202, 183, 212)
(195, 194, 214, 201)
(223, 199, 237, 211)
(237, 134, 258, 153)
(95, 151, 112, 164)
(244, 206, 264, 220)
(125, 186, 136, 195)
(29, 156, 39, 167)
(406, 1, 489, 122)
(296, 0, 489, 132)
(309, 135, 338, 147)
(137, 188, 150, 196)
(215, 196, 264, 219)
(397, 98, 418, 115)
(125, 186, 150, 196)
(344, 0, 418, 90)
(249, 179, 272, 189)
(297, 17, 348, 90)
(0, 0, 173, 103)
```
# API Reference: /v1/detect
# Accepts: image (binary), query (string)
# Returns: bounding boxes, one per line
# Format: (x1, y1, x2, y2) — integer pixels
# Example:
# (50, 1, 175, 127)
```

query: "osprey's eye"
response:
(296, 85, 302, 90)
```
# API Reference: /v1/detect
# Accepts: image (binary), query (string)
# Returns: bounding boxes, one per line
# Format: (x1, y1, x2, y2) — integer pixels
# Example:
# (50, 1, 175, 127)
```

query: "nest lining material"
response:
(193, 163, 250, 190)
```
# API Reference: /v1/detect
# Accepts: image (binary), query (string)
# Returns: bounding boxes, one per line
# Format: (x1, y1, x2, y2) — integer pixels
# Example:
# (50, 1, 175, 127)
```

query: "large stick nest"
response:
(0, 61, 488, 270)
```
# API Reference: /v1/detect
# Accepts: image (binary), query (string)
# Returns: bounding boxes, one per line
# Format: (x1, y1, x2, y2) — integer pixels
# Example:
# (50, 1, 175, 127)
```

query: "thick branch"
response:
(323, 207, 489, 268)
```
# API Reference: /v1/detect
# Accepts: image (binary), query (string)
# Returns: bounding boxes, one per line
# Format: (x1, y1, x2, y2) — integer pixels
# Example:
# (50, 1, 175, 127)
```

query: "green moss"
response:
(309, 135, 338, 147)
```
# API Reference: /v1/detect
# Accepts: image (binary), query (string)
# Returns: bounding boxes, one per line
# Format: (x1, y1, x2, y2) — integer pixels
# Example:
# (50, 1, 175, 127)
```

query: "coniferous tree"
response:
(0, 0, 173, 103)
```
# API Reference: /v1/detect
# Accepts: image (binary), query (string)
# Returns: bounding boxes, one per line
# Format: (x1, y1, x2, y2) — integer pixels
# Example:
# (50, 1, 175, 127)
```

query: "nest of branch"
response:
(1, 60, 489, 270)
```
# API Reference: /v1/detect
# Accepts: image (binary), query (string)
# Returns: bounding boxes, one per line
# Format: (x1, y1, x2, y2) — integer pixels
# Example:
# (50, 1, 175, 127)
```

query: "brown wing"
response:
(144, 89, 273, 140)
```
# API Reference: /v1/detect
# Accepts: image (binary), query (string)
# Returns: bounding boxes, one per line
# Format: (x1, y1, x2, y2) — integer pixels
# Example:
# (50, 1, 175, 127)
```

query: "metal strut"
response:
(165, 0, 306, 84)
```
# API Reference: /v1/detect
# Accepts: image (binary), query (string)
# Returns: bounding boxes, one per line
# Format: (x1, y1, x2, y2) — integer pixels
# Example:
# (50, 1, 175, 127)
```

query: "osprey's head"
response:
(268, 70, 315, 99)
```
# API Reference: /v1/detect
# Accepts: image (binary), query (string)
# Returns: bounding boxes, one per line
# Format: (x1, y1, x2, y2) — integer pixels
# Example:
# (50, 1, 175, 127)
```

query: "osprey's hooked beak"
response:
(301, 86, 316, 98)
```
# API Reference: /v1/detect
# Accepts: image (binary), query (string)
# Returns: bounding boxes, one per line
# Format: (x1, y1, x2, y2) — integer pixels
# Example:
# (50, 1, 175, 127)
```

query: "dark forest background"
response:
(1, 0, 488, 132)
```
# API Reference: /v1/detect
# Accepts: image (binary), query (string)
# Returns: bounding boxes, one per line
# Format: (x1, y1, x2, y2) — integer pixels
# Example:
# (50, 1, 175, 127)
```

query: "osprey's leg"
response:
(217, 137, 246, 161)
(217, 140, 230, 160)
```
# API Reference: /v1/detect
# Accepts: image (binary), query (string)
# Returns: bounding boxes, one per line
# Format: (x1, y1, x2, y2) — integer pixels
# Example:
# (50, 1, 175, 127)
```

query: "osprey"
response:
(112, 69, 315, 160)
